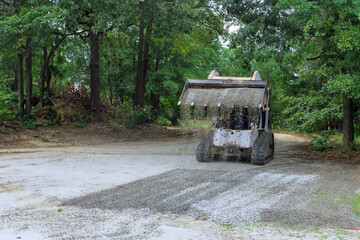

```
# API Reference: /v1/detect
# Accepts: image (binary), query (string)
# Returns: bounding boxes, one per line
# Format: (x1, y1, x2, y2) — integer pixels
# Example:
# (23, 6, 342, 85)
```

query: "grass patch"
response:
(350, 193, 360, 217)
(312, 193, 348, 210)
(180, 119, 213, 130)
(221, 223, 236, 230)
(313, 193, 360, 218)
(72, 122, 85, 128)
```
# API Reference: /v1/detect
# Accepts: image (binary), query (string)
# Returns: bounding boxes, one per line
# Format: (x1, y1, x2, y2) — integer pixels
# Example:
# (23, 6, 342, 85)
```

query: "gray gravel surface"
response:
(63, 162, 360, 228)
(0, 133, 359, 240)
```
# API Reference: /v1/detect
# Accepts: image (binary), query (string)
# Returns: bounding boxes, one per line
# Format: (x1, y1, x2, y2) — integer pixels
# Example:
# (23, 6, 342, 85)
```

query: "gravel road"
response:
(0, 133, 359, 239)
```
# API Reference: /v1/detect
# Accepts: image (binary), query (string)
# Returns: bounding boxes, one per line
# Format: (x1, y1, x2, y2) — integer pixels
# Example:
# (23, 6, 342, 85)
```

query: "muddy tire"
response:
(251, 132, 274, 165)
(196, 131, 214, 162)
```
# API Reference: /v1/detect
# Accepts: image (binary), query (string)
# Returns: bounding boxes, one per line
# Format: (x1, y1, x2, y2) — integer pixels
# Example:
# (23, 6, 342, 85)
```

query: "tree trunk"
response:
(18, 53, 24, 117)
(39, 46, 47, 107)
(25, 38, 32, 117)
(107, 75, 113, 104)
(342, 95, 354, 148)
(134, 18, 153, 107)
(89, 31, 102, 122)
(40, 38, 65, 107)
(46, 62, 52, 97)
(134, 19, 145, 107)
(141, 18, 153, 94)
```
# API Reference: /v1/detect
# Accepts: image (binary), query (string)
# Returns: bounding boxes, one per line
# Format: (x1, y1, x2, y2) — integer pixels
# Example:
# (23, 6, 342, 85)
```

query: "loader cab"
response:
(228, 105, 250, 130)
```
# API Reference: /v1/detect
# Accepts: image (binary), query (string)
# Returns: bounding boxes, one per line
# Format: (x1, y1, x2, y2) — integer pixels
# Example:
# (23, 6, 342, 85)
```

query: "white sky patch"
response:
(220, 24, 241, 47)
(229, 25, 240, 33)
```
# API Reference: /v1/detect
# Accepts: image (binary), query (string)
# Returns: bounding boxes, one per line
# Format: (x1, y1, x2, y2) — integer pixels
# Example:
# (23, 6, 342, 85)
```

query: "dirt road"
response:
(0, 133, 359, 239)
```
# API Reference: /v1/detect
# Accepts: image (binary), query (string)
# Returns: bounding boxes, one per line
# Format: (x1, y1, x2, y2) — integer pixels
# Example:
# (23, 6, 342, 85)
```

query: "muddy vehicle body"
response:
(179, 70, 274, 165)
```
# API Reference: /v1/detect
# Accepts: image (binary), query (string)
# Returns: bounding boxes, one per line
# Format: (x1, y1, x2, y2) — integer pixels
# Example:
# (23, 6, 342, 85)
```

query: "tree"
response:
(0, 0, 223, 126)
(65, 0, 130, 121)
(0, 0, 72, 115)
(225, 0, 360, 147)
(132, 0, 224, 107)
(293, 0, 360, 147)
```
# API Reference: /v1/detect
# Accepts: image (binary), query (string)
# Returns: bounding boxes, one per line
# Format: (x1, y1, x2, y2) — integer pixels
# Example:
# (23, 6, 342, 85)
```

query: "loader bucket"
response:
(178, 71, 268, 120)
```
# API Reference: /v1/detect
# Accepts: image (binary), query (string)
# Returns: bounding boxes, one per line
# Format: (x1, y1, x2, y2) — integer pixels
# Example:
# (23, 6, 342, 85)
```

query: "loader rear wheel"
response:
(251, 132, 274, 165)
(196, 131, 214, 162)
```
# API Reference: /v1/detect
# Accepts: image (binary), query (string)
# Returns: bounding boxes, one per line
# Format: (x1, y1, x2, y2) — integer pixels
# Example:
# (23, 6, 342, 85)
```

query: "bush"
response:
(109, 120, 122, 132)
(311, 130, 337, 151)
(115, 105, 153, 129)
(155, 116, 172, 126)
(21, 116, 38, 129)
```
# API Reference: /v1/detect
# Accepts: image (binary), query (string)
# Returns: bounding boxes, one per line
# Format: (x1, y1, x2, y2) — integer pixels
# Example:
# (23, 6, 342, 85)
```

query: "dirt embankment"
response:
(0, 123, 199, 149)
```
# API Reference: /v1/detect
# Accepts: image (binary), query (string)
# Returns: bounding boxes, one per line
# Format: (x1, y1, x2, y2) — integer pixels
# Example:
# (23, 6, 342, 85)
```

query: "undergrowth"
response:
(310, 130, 360, 152)
(114, 105, 153, 129)
(311, 130, 338, 151)
(21, 116, 39, 129)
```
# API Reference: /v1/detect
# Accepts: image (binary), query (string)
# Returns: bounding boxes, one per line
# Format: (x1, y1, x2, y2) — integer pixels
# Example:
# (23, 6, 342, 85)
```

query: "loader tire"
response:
(196, 131, 214, 162)
(251, 132, 274, 165)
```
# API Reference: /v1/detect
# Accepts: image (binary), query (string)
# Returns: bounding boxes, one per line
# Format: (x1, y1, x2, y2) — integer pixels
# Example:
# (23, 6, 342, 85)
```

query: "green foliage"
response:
(155, 116, 172, 126)
(2, 0, 360, 143)
(0, 0, 225, 128)
(274, 91, 342, 133)
(328, 74, 360, 99)
(311, 130, 337, 151)
(223, 0, 360, 147)
(0, 84, 17, 123)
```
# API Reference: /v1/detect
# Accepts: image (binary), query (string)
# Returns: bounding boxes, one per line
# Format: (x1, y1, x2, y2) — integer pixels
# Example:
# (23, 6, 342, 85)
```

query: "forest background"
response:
(1, 0, 360, 150)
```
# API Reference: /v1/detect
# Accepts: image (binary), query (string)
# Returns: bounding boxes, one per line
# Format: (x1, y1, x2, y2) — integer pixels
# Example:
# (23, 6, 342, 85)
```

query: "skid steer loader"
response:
(178, 70, 274, 165)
